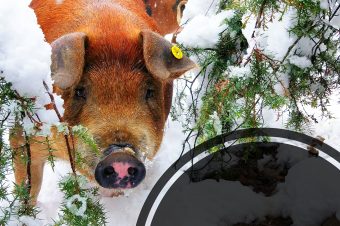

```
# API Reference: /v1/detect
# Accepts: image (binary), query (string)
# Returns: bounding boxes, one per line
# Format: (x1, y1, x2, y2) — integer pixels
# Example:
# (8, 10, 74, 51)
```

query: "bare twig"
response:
(43, 81, 76, 174)
(252, 0, 268, 38)
(330, 3, 340, 21)
(23, 132, 32, 207)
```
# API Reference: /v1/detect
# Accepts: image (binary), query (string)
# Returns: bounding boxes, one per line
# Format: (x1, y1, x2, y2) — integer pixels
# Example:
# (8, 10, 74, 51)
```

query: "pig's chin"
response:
(86, 180, 126, 197)
(98, 187, 125, 197)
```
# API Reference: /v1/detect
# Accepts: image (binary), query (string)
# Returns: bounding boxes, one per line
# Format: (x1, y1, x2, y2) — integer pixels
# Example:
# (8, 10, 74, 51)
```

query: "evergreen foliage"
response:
(172, 0, 340, 151)
(0, 77, 107, 225)
(55, 175, 107, 226)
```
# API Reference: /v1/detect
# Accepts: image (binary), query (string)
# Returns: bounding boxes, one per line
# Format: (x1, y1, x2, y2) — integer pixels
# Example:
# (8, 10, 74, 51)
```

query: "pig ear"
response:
(140, 30, 196, 80)
(51, 32, 87, 89)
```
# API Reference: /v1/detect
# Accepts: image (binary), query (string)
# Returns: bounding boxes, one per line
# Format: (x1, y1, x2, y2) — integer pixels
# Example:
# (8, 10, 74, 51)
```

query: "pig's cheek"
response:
(75, 143, 101, 171)
(138, 132, 158, 159)
(87, 156, 101, 172)
(142, 143, 159, 160)
(76, 167, 96, 183)
(76, 158, 97, 175)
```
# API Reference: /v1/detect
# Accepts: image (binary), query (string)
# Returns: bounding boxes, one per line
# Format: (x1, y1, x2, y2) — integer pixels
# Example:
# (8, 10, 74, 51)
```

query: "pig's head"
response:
(51, 30, 195, 191)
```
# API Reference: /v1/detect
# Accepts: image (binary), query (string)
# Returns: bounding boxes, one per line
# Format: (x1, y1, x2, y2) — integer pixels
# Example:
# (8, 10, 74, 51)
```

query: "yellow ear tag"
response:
(171, 45, 183, 59)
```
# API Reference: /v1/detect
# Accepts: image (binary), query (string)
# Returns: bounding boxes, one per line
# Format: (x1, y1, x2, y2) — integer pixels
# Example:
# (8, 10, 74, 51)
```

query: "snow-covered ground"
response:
(31, 94, 340, 226)
(32, 119, 186, 225)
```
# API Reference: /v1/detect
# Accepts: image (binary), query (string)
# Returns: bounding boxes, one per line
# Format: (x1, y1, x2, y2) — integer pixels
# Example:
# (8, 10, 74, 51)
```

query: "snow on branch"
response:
(0, 0, 64, 136)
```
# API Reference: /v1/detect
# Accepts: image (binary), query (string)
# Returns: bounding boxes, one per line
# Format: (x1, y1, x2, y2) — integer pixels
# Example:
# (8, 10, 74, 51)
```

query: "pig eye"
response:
(75, 87, 86, 99)
(145, 88, 155, 100)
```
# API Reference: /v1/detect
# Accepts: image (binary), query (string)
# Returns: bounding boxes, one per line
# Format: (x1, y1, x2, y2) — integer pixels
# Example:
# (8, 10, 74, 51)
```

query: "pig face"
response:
(51, 31, 195, 191)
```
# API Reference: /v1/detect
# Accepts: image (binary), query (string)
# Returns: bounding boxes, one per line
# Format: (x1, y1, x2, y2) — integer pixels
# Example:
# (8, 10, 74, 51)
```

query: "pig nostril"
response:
(95, 155, 146, 189)
(128, 167, 138, 176)
(104, 166, 115, 176)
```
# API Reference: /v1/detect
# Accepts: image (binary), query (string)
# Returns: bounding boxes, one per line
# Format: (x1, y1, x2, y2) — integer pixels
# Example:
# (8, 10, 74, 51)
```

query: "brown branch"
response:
(23, 132, 32, 207)
(279, 36, 303, 65)
(14, 91, 42, 127)
(64, 134, 76, 174)
(42, 81, 63, 121)
(43, 81, 76, 175)
(252, 0, 267, 38)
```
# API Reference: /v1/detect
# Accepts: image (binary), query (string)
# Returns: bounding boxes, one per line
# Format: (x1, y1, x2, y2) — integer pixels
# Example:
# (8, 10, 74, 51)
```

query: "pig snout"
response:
(94, 145, 146, 189)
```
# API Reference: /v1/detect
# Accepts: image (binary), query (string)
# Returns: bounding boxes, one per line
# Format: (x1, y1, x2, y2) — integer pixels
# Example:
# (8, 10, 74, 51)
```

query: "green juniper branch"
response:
(172, 0, 340, 153)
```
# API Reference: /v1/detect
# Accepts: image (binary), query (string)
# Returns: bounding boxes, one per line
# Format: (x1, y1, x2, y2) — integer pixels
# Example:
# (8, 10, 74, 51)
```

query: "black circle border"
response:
(137, 128, 340, 226)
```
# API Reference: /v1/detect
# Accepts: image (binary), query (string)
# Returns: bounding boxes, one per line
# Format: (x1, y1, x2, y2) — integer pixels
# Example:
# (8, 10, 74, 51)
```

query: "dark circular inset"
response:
(137, 128, 340, 226)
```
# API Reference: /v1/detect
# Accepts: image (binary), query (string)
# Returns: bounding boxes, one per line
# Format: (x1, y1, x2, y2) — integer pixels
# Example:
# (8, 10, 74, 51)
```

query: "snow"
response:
(1, 0, 340, 225)
(236, 7, 303, 97)
(264, 8, 298, 60)
(0, 0, 64, 135)
(328, 1, 340, 30)
(172, 1, 340, 224)
(66, 194, 87, 217)
(180, 0, 220, 21)
(319, 0, 340, 30)
(33, 120, 186, 225)
(177, 11, 235, 49)
(16, 216, 42, 226)
(273, 72, 290, 96)
(288, 55, 312, 69)
(177, 0, 235, 49)
(210, 111, 222, 135)
(241, 8, 298, 62)
(320, 0, 329, 10)
(227, 65, 251, 79)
